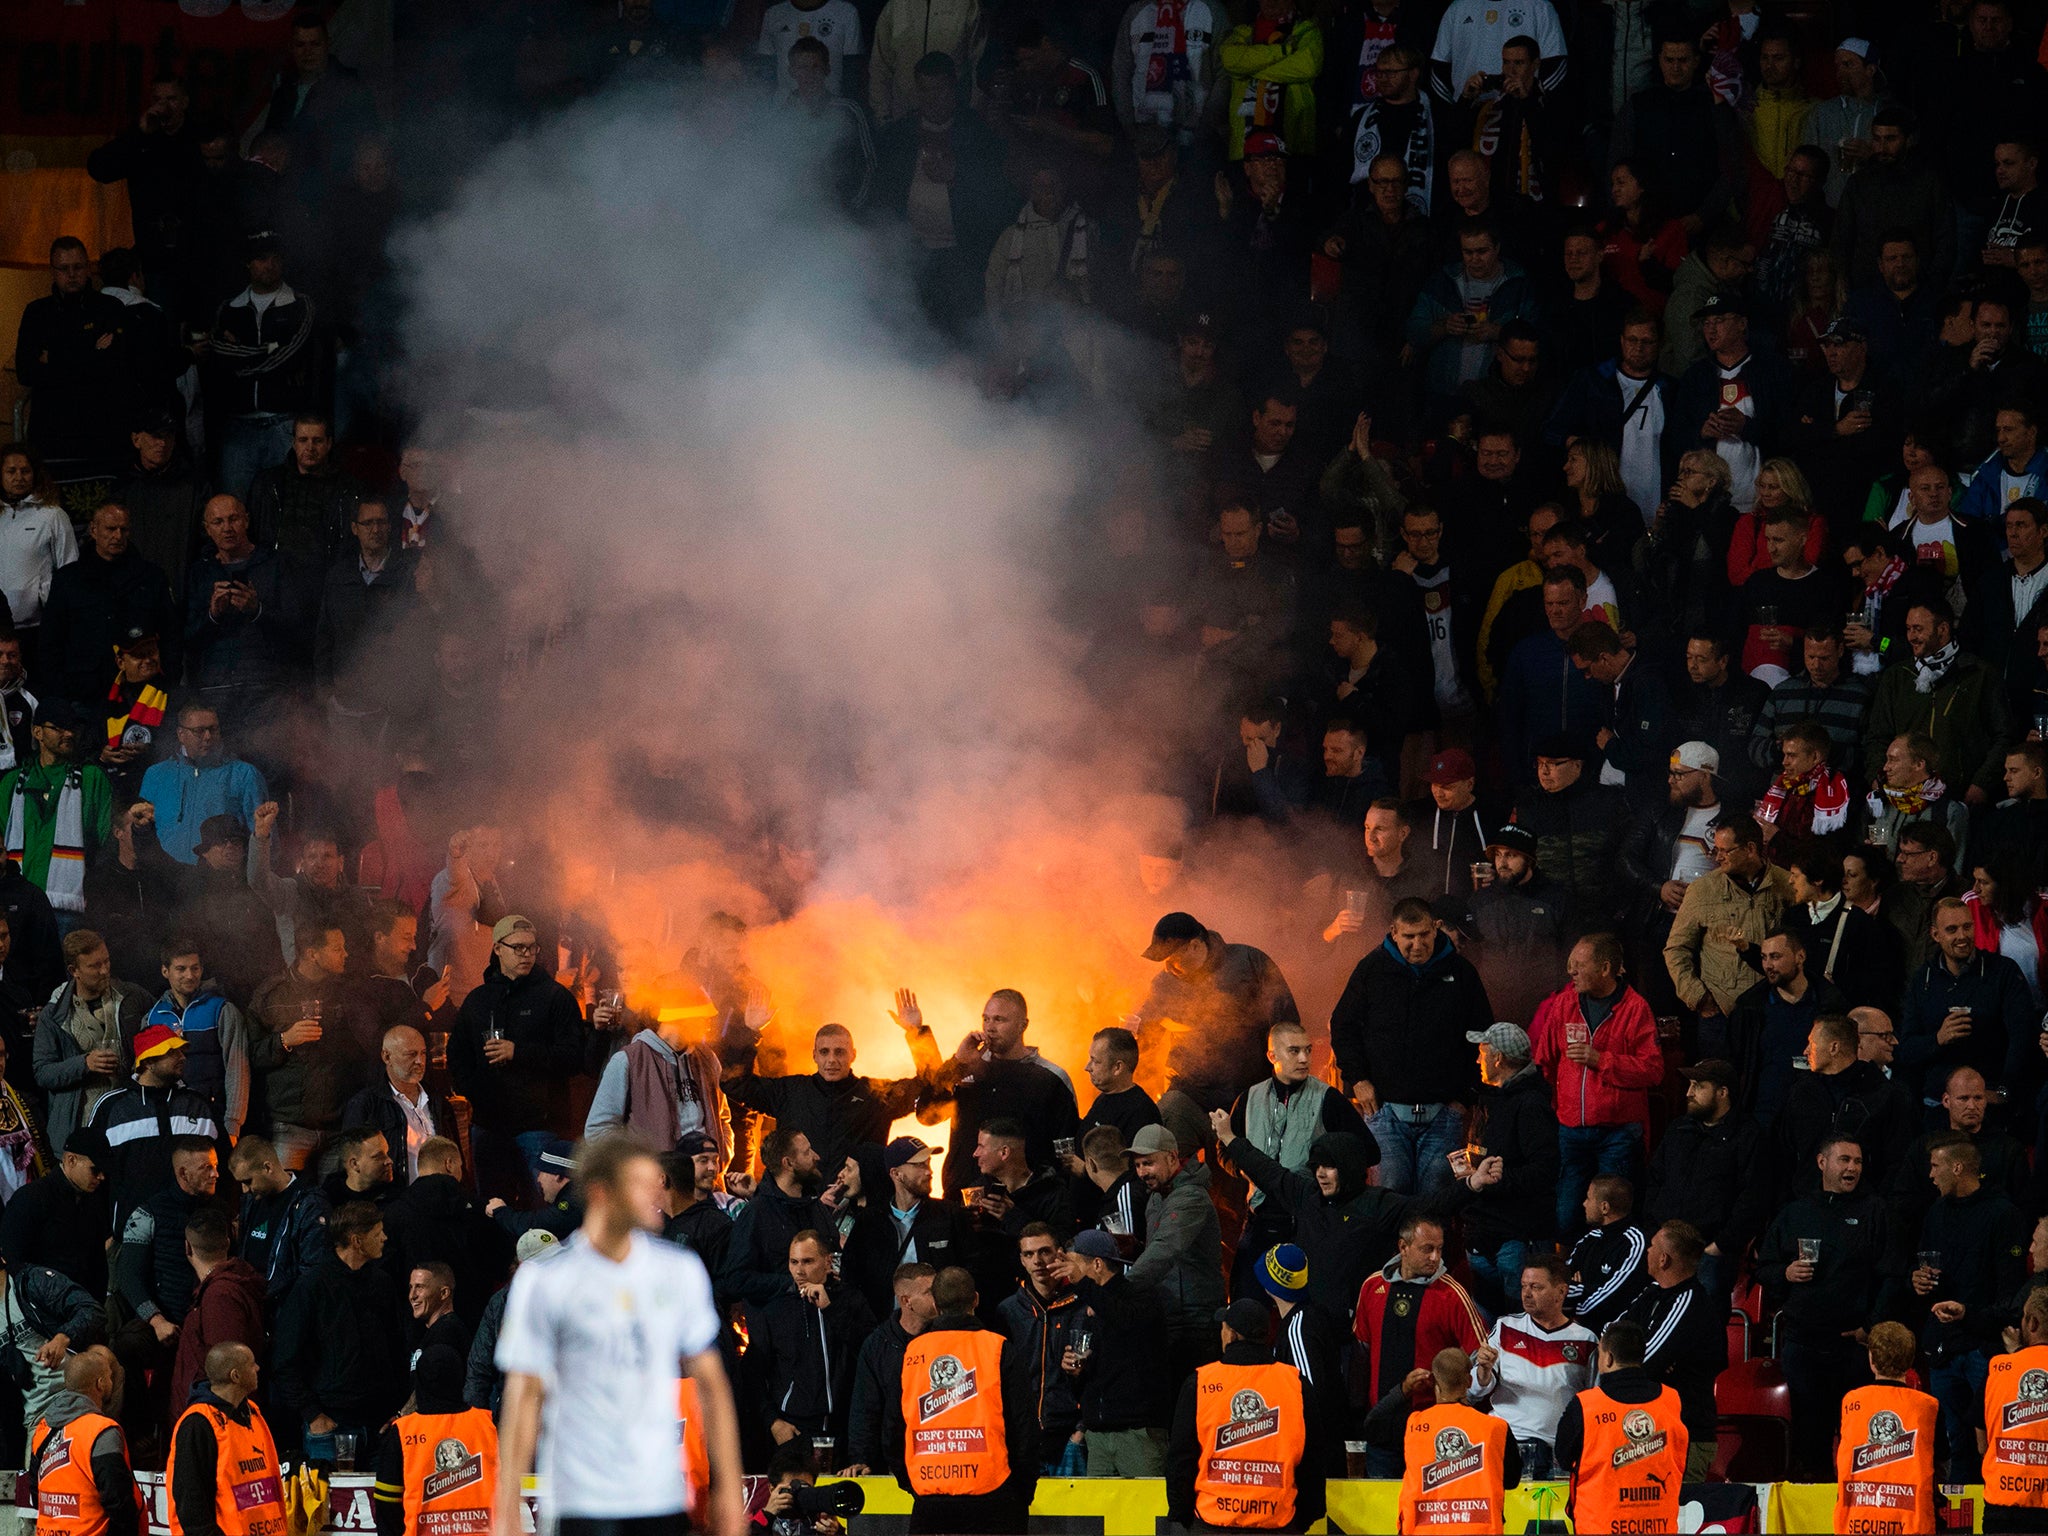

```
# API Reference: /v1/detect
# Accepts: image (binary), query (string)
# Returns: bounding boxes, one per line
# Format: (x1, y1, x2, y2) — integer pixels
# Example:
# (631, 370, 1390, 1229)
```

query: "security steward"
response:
(27, 1346, 140, 1536)
(1554, 1320, 1688, 1535)
(372, 1346, 497, 1536)
(892, 1265, 1037, 1534)
(1167, 1298, 1323, 1534)
(1396, 1348, 1517, 1534)
(1835, 1321, 1937, 1535)
(167, 1342, 288, 1536)
(1984, 1288, 2048, 1533)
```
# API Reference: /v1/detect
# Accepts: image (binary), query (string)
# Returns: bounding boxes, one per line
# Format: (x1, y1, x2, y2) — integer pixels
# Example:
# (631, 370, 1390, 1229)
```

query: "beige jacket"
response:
(1663, 865, 1794, 1015)
(869, 0, 983, 122)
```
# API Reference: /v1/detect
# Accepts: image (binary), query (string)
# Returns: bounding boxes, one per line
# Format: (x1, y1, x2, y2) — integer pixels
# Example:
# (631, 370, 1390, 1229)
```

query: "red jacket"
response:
(1354, 1260, 1485, 1408)
(171, 1256, 267, 1405)
(1529, 984, 1664, 1131)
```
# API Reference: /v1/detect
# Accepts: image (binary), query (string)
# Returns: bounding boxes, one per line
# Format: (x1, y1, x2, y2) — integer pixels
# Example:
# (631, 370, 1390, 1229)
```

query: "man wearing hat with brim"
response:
(1453, 1023, 1558, 1315)
(1642, 1059, 1767, 1308)
(84, 1022, 222, 1227)
(1412, 748, 1505, 897)
(0, 697, 113, 918)
(1052, 1228, 1174, 1476)
(1122, 1123, 1226, 1387)
(1790, 313, 1898, 528)
(1157, 310, 1237, 462)
(1669, 286, 1784, 515)
(1166, 1295, 1324, 1532)
(1454, 825, 1570, 1026)
(450, 916, 588, 1205)
(96, 622, 175, 797)
(0, 1126, 113, 1298)
(1807, 39, 1882, 205)
(658, 1130, 738, 1267)
(1133, 912, 1300, 1124)
(463, 1228, 558, 1418)
(1511, 731, 1627, 922)
(842, 1135, 970, 1322)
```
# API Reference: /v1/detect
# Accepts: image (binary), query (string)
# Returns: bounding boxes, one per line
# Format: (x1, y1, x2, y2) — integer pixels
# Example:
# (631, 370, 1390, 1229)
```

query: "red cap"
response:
(132, 1023, 185, 1063)
(1425, 748, 1477, 786)
(1241, 129, 1285, 160)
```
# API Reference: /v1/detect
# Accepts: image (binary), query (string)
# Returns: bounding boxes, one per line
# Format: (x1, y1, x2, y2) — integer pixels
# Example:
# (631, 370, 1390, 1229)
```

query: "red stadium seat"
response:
(1713, 1359, 1791, 1482)
(1726, 1313, 1751, 1364)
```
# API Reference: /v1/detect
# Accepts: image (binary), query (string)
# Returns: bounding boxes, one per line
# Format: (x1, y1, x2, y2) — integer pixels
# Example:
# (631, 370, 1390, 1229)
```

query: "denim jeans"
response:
(1466, 1240, 1531, 1316)
(1555, 1123, 1640, 1234)
(1367, 1102, 1464, 1197)
(216, 412, 292, 501)
(1931, 1348, 1990, 1482)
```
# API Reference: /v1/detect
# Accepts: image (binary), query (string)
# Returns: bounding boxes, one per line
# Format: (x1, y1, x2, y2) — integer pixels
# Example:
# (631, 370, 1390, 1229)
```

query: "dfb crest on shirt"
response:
(1422, 1426, 1486, 1490)
(421, 1439, 484, 1501)
(1505, 7, 1526, 25)
(1215, 1389, 1281, 1450)
(920, 1354, 978, 1419)
(1561, 1342, 1583, 1364)
(2004, 1369, 2048, 1429)
(1852, 1411, 1915, 1473)
(1611, 1408, 1669, 1467)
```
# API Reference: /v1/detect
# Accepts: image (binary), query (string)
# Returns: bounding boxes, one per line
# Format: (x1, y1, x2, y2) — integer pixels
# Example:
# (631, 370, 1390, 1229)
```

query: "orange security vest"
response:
(1834, 1383, 1937, 1534)
(1193, 1361, 1307, 1529)
(1570, 1384, 1687, 1535)
(1985, 1345, 2048, 1510)
(901, 1329, 1011, 1497)
(166, 1399, 288, 1536)
(32, 1412, 126, 1536)
(1397, 1403, 1509, 1535)
(397, 1407, 499, 1536)
(678, 1379, 710, 1513)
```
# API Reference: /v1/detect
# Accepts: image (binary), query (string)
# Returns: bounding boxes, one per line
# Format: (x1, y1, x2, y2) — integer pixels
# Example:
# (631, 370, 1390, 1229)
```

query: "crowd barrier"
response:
(1, 1471, 2004, 1534)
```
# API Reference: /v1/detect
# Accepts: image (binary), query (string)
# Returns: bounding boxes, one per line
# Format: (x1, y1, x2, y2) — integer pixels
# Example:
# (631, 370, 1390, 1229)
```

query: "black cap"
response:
(1176, 310, 1219, 339)
(1218, 1297, 1274, 1343)
(1693, 291, 1745, 322)
(1821, 316, 1869, 344)
(1532, 732, 1588, 762)
(246, 229, 283, 257)
(64, 1126, 110, 1166)
(676, 1131, 718, 1158)
(1681, 1058, 1737, 1088)
(33, 697, 97, 737)
(1485, 825, 1537, 856)
(115, 620, 160, 649)
(1143, 911, 1207, 961)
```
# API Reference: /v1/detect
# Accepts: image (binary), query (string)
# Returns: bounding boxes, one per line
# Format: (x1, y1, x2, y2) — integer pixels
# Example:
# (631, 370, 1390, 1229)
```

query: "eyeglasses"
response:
(1859, 1029, 1899, 1042)
(497, 940, 540, 956)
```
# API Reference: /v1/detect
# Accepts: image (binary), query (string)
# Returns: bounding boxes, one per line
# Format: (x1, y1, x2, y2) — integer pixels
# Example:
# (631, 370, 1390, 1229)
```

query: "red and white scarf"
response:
(1757, 763, 1850, 833)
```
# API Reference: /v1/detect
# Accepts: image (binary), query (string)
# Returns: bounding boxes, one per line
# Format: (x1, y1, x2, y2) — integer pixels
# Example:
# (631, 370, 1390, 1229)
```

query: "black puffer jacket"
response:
(1330, 933, 1490, 1105)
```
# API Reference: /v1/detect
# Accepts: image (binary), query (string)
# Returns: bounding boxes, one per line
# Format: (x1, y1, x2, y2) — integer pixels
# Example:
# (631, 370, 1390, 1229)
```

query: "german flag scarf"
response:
(106, 680, 168, 749)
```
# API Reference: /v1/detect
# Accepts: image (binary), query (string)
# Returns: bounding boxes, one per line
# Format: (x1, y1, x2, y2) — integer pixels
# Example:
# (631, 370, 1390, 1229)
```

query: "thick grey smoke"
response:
(384, 80, 1352, 1088)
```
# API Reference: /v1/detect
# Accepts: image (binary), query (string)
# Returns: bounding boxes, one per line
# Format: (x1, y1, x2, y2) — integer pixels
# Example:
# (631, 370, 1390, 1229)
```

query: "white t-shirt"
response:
(1670, 804, 1719, 884)
(759, 0, 864, 94)
(1429, 0, 1567, 93)
(1615, 372, 1663, 522)
(497, 1232, 720, 1518)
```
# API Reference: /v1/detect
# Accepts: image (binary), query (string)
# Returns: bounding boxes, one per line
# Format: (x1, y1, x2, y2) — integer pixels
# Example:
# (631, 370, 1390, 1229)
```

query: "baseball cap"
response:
(491, 915, 536, 946)
(1257, 1244, 1308, 1303)
(1670, 741, 1721, 774)
(1694, 291, 1744, 322)
(1681, 1058, 1737, 1089)
(1241, 128, 1284, 160)
(1425, 748, 1477, 787)
(1821, 316, 1870, 344)
(1071, 1229, 1126, 1265)
(1131, 1124, 1180, 1156)
(886, 1136, 932, 1170)
(1143, 912, 1206, 961)
(63, 1126, 110, 1166)
(537, 1138, 576, 1177)
(1219, 1297, 1274, 1343)
(1465, 1021, 1533, 1063)
(246, 229, 283, 257)
(115, 622, 160, 650)
(1485, 825, 1536, 857)
(1176, 310, 1219, 340)
(193, 814, 248, 853)
(676, 1131, 718, 1158)
(1837, 35, 1873, 58)
(132, 1023, 186, 1063)
(515, 1229, 560, 1263)
(33, 696, 98, 737)
(1532, 732, 1587, 762)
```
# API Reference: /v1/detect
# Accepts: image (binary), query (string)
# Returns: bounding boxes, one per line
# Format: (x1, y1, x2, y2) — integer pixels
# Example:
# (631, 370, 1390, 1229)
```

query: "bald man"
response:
(166, 1343, 286, 1536)
(25, 1347, 138, 1536)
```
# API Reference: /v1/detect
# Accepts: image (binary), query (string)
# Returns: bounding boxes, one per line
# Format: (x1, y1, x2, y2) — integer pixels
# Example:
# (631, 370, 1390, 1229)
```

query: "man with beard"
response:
(658, 1135, 736, 1278)
(1446, 827, 1568, 1028)
(720, 1128, 839, 1306)
(1643, 1060, 1767, 1305)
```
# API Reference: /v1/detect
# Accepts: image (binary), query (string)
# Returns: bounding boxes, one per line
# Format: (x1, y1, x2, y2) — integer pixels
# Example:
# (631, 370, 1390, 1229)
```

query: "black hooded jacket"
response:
(1223, 1132, 1437, 1322)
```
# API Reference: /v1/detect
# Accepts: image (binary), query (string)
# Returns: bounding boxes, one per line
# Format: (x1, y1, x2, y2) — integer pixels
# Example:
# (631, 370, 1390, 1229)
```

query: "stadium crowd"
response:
(15, 0, 2048, 1528)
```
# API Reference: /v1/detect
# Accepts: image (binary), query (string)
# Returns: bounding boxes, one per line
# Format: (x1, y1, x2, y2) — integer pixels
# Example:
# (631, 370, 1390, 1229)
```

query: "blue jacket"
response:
(1405, 259, 1539, 400)
(138, 753, 268, 863)
(1957, 446, 2048, 524)
(1496, 629, 1607, 784)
